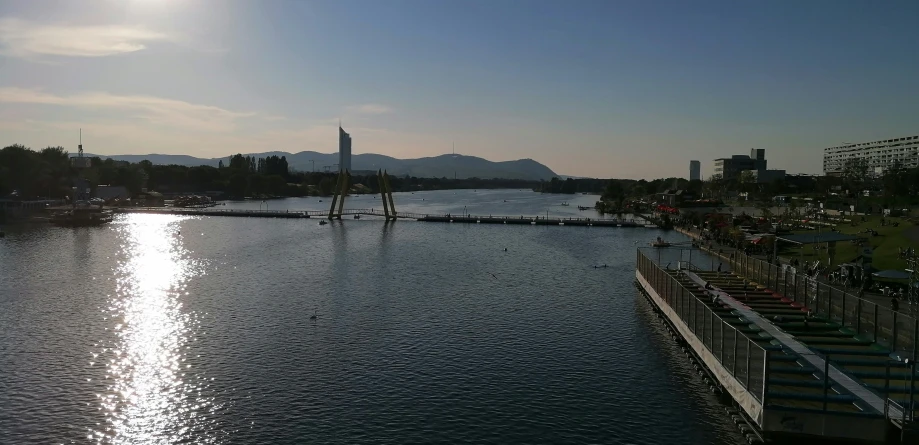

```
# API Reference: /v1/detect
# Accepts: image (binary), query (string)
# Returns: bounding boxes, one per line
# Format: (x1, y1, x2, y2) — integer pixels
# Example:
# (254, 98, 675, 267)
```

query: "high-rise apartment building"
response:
(823, 135, 919, 176)
(689, 160, 701, 181)
(339, 126, 352, 173)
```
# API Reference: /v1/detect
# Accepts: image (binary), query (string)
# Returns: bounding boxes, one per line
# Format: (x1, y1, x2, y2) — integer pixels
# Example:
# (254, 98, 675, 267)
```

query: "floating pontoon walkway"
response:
(114, 207, 654, 227)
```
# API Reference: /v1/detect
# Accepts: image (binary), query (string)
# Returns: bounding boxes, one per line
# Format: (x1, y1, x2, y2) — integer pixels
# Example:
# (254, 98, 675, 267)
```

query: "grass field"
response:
(779, 215, 918, 271)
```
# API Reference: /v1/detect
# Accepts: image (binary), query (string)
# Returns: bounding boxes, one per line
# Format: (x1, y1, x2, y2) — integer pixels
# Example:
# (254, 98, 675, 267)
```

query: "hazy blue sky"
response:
(1, 0, 917, 179)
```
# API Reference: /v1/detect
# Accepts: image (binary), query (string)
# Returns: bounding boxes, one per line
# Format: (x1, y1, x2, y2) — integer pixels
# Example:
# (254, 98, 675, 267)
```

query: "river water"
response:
(1, 190, 742, 444)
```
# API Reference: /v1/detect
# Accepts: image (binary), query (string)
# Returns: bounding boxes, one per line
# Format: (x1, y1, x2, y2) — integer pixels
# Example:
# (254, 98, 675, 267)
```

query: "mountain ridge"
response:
(85, 151, 558, 180)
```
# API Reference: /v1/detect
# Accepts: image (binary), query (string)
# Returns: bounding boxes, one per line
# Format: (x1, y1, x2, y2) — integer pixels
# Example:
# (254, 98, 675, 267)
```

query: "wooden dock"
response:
(113, 207, 654, 228)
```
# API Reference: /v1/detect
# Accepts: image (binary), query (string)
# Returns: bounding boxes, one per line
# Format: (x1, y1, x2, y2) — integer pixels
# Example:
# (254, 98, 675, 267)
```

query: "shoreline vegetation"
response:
(1, 145, 545, 201)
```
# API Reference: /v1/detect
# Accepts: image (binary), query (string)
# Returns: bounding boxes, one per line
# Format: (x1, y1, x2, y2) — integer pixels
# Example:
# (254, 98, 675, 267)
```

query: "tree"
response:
(842, 157, 869, 190)
(882, 160, 908, 197)
(738, 170, 757, 195)
(318, 177, 333, 196)
(602, 180, 625, 210)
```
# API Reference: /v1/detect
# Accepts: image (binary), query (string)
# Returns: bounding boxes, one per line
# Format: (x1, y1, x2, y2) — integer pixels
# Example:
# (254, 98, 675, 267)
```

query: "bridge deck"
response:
(113, 207, 654, 227)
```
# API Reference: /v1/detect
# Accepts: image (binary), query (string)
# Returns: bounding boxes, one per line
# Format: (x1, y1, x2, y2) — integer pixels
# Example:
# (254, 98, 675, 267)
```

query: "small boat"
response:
(651, 236, 670, 248)
(561, 202, 570, 206)
(319, 220, 328, 225)
(578, 206, 591, 211)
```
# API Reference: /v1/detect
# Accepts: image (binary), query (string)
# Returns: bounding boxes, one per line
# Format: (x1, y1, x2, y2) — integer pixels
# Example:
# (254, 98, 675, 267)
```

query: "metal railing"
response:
(638, 250, 770, 403)
(726, 250, 919, 421)
(726, 251, 919, 360)
(885, 360, 917, 424)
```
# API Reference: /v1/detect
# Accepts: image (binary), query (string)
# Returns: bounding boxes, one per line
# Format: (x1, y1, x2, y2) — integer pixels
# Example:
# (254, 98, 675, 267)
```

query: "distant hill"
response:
(85, 151, 558, 180)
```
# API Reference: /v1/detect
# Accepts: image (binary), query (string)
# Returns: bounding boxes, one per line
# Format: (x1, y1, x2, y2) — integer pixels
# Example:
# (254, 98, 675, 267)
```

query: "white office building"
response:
(823, 135, 919, 176)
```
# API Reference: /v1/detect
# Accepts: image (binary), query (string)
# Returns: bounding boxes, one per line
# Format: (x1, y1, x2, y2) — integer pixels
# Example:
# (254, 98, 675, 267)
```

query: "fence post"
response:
(816, 282, 821, 315)
(720, 322, 724, 362)
(709, 309, 714, 349)
(823, 354, 830, 412)
(695, 297, 700, 333)
(784, 271, 788, 299)
(874, 305, 879, 342)
(841, 290, 846, 326)
(893, 312, 899, 353)
(910, 361, 916, 422)
(733, 329, 738, 376)
(702, 306, 715, 346)
(903, 362, 908, 423)
(746, 341, 752, 390)
(856, 297, 862, 336)
(885, 361, 890, 418)
(828, 286, 833, 320)
(913, 320, 918, 365)
(763, 351, 770, 405)
(668, 275, 673, 307)
(688, 294, 693, 332)
(773, 263, 779, 290)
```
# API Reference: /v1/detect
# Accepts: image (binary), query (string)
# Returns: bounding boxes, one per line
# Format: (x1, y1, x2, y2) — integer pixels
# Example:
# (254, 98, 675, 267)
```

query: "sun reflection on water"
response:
(92, 215, 219, 444)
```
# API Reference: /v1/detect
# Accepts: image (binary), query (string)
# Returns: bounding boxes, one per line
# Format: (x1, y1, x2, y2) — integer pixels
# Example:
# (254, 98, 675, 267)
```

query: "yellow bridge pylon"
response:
(327, 171, 351, 219)
(377, 169, 397, 221)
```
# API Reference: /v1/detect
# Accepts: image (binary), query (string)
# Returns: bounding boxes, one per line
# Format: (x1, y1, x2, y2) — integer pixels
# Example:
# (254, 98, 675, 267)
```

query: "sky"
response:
(1, 0, 917, 179)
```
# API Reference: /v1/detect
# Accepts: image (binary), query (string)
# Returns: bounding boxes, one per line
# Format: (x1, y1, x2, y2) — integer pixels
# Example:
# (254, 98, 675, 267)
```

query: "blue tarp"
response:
(872, 270, 911, 280)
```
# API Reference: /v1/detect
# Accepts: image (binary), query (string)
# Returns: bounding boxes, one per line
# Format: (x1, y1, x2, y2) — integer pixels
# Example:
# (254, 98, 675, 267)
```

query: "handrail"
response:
(726, 250, 919, 358)
(725, 249, 919, 422)
(637, 250, 770, 404)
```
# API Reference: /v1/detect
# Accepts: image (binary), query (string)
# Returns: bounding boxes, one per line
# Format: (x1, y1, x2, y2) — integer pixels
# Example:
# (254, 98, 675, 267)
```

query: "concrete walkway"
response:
(683, 269, 900, 418)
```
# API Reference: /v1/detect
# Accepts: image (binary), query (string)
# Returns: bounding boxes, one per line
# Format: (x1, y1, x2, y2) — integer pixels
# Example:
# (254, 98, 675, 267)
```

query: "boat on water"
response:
(319, 220, 328, 225)
(51, 204, 113, 227)
(577, 205, 592, 211)
(561, 202, 570, 206)
(650, 236, 671, 248)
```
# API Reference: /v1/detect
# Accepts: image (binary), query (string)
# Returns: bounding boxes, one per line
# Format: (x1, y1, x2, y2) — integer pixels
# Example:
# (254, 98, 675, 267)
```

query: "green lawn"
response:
(779, 215, 917, 271)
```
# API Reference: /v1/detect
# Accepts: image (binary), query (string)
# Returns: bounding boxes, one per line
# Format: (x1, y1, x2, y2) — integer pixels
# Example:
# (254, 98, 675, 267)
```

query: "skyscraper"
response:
(338, 126, 352, 173)
(689, 160, 701, 181)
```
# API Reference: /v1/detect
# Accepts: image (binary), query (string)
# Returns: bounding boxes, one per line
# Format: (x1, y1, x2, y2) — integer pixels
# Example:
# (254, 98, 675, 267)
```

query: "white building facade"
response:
(823, 135, 919, 176)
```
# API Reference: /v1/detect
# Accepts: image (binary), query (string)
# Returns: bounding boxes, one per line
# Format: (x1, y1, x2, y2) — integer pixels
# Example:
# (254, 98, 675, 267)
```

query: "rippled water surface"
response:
(1, 190, 742, 444)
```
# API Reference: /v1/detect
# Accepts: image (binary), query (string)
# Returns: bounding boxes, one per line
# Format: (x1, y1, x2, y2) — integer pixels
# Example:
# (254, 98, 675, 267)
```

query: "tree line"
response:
(1, 144, 542, 200)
